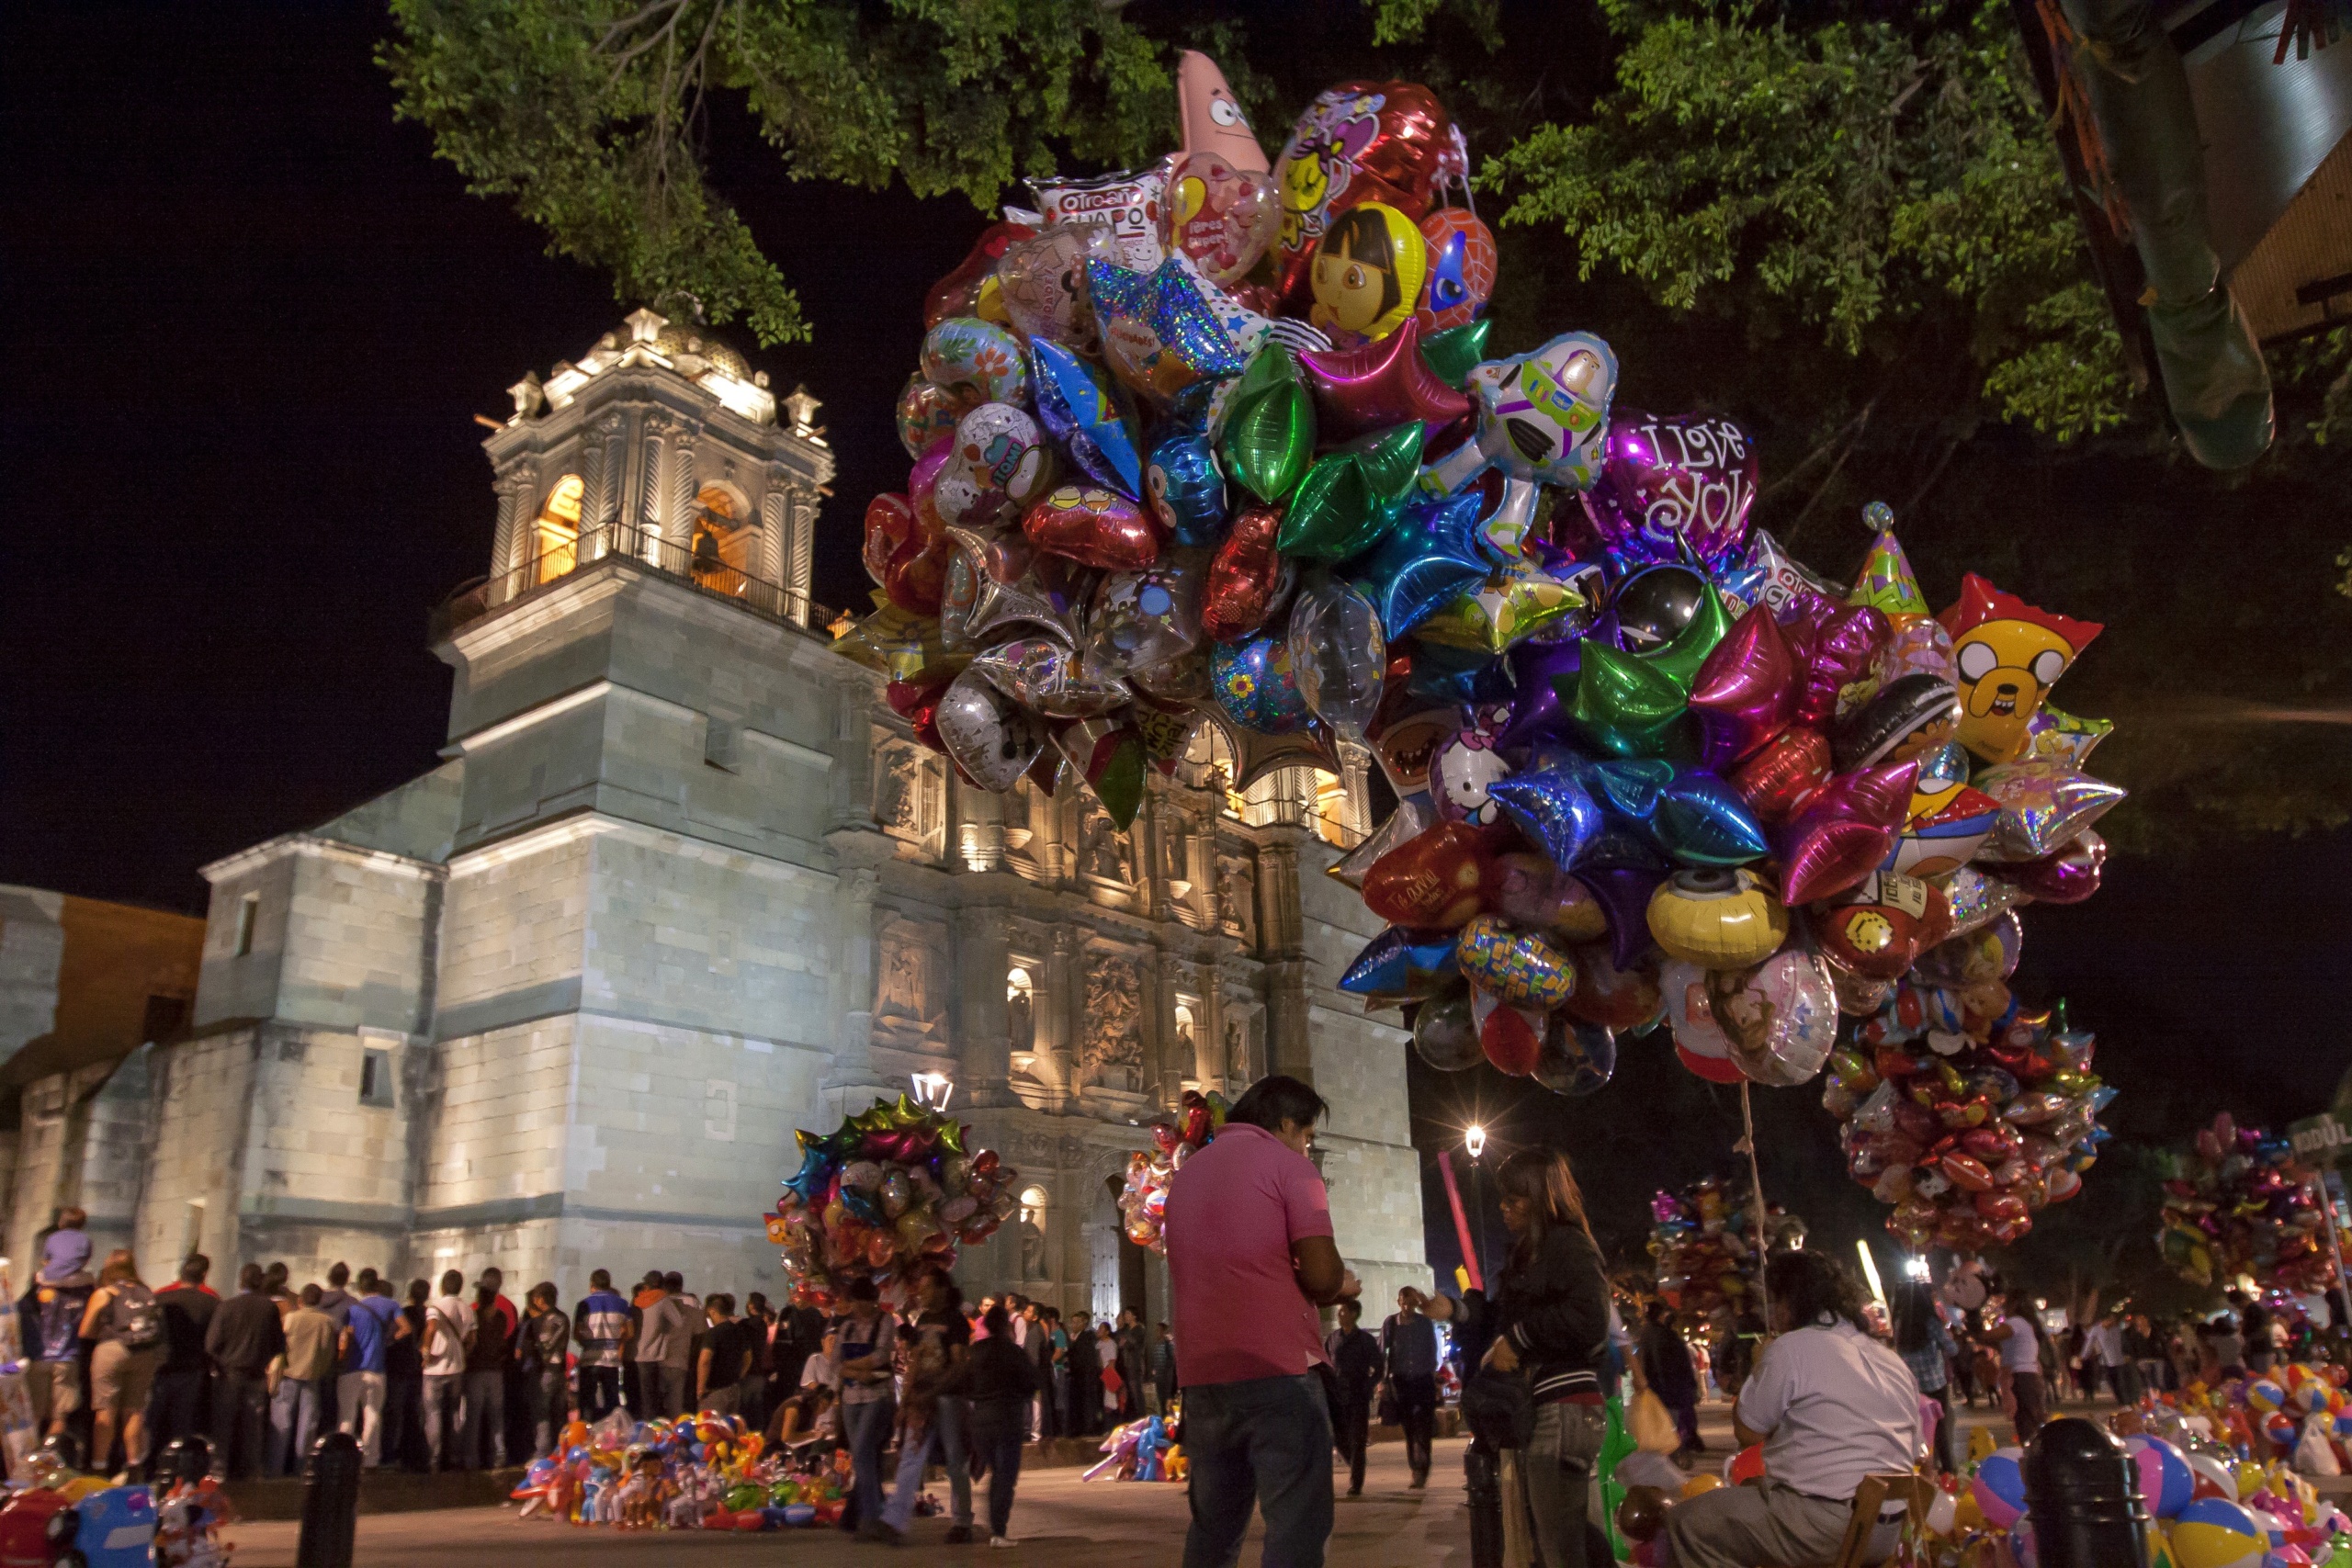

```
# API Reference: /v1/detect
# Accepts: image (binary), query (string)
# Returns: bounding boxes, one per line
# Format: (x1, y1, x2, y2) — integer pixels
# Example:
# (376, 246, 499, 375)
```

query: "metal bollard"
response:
(1463, 1440, 1503, 1568)
(2023, 1416, 2150, 1568)
(296, 1429, 363, 1568)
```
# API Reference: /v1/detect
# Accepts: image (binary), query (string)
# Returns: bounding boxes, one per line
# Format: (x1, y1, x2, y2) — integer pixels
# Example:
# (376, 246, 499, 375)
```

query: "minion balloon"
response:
(1937, 574, 2103, 764)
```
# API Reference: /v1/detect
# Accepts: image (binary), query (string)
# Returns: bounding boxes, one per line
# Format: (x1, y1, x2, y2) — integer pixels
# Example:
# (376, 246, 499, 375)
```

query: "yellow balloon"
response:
(1679, 1472, 1724, 1500)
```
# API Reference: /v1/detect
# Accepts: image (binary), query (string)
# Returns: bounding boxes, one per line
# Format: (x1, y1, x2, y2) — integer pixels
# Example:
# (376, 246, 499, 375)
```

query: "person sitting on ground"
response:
(1664, 1250, 1920, 1568)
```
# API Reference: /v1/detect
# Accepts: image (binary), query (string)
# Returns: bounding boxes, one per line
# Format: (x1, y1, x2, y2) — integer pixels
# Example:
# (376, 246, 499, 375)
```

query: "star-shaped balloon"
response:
(1032, 338, 1144, 498)
(1414, 557, 1589, 656)
(1653, 770, 1770, 867)
(785, 1130, 839, 1203)
(1486, 762, 1603, 870)
(1579, 756, 1675, 822)
(1277, 423, 1426, 559)
(1779, 758, 1918, 904)
(1339, 927, 1461, 1002)
(1089, 253, 1268, 403)
(941, 526, 1080, 649)
(1687, 604, 1797, 769)
(1219, 344, 1316, 503)
(1349, 489, 1489, 639)
(1420, 320, 1492, 389)
(1580, 859, 1670, 968)
(1566, 642, 1690, 757)
(1634, 576, 1733, 691)
(1298, 318, 1472, 443)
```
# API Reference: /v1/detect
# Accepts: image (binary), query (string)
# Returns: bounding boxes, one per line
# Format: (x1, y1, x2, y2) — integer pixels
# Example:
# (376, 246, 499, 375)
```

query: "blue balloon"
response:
(1654, 770, 1770, 866)
(1487, 765, 1603, 871)
(1032, 338, 1144, 497)
(838, 1183, 884, 1224)
(1339, 928, 1460, 998)
(1349, 490, 1490, 639)
(1581, 756, 1675, 822)
(783, 1146, 835, 1204)
(1145, 425, 1228, 547)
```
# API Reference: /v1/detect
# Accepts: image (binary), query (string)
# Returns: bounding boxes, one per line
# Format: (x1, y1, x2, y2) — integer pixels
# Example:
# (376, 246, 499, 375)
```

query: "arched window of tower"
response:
(534, 474, 583, 585)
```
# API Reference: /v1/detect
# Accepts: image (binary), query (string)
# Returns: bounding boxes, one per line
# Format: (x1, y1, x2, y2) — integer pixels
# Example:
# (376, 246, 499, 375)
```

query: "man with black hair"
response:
(204, 1263, 286, 1480)
(1325, 1299, 1381, 1498)
(1664, 1250, 1917, 1568)
(152, 1255, 218, 1457)
(1164, 1074, 1359, 1568)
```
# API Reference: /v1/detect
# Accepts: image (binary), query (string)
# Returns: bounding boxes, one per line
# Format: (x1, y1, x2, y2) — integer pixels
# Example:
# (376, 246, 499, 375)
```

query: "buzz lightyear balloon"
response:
(1428, 331, 1620, 495)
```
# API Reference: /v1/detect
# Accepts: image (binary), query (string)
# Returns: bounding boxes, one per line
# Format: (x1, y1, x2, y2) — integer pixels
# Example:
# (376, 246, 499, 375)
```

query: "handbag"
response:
(1628, 1388, 1679, 1454)
(1461, 1364, 1534, 1451)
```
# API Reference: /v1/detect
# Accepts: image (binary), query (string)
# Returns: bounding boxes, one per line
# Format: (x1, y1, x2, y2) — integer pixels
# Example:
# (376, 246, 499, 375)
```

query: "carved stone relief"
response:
(1079, 949, 1144, 1092)
(1079, 807, 1134, 886)
(872, 914, 950, 1050)
(874, 739, 945, 857)
(1218, 850, 1258, 947)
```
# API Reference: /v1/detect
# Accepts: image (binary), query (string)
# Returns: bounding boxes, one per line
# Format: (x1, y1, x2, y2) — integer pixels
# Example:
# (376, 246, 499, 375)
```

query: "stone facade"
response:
(13, 313, 1428, 1322)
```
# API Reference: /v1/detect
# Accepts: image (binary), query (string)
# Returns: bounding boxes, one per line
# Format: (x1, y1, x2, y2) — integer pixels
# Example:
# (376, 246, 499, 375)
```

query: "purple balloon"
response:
(1498, 638, 1584, 753)
(1580, 410, 1758, 570)
(1579, 861, 1668, 969)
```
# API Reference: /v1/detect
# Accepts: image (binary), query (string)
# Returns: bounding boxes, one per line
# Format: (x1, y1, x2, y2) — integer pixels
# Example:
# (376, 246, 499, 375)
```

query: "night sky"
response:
(6, 4, 2347, 1275)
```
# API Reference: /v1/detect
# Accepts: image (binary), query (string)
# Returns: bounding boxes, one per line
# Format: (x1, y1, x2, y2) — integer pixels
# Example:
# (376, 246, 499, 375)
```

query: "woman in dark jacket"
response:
(1433, 1148, 1611, 1567)
(963, 1304, 1043, 1548)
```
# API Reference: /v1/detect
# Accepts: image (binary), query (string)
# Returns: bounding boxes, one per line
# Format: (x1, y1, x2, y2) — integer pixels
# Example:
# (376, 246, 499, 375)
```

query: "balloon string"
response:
(1740, 1080, 1771, 1329)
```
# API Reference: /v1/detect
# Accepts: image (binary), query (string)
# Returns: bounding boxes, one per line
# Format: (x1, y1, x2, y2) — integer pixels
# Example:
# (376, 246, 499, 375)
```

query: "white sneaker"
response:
(989, 1536, 1021, 1549)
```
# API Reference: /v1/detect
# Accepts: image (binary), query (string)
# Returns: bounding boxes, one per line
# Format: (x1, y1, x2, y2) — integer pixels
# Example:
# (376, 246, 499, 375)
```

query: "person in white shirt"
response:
(1665, 1251, 1921, 1568)
(420, 1270, 475, 1472)
(1982, 1293, 2049, 1443)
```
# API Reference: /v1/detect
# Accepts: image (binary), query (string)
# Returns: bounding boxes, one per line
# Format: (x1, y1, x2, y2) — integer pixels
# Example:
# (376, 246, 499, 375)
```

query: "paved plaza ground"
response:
(214, 1393, 2145, 1566)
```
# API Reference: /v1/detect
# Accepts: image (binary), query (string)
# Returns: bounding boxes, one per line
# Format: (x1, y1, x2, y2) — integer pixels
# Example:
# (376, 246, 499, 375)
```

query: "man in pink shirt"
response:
(1164, 1075, 1360, 1568)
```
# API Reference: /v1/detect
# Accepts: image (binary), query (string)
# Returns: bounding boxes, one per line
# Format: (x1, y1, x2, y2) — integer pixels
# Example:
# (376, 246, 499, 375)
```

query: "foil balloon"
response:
(1688, 604, 1797, 768)
(971, 635, 1130, 718)
(995, 224, 1107, 351)
(1428, 705, 1512, 825)
(1886, 743, 1999, 875)
(1454, 331, 1619, 491)
(1031, 338, 1143, 497)
(1276, 423, 1425, 559)
(1361, 820, 1502, 929)
(1495, 637, 1587, 753)
(923, 218, 1034, 327)
(1989, 829, 2107, 905)
(1561, 942, 1663, 1030)
(1031, 164, 1168, 272)
(1730, 725, 1832, 823)
(1815, 870, 1948, 980)
(1938, 574, 2104, 764)
(1350, 488, 1489, 639)
(1778, 759, 1917, 905)
(1087, 563, 1201, 682)
(1297, 317, 1471, 441)
(1654, 771, 1771, 867)
(1788, 595, 1891, 728)
(1088, 252, 1268, 402)
(1474, 987, 1546, 1077)
(1211, 630, 1310, 734)
(1202, 502, 1294, 641)
(1568, 641, 1689, 757)
(1969, 761, 2125, 861)
(1848, 521, 1932, 620)
(935, 402, 1057, 530)
(1532, 1015, 1616, 1096)
(1161, 151, 1280, 288)
(1022, 485, 1159, 570)
(1454, 914, 1577, 1010)
(1415, 557, 1588, 656)
(1632, 572, 1733, 692)
(1218, 345, 1317, 503)
(1664, 948, 1837, 1087)
(1833, 672, 1960, 772)
(1339, 927, 1458, 1001)
(1412, 991, 1484, 1070)
(1611, 565, 1710, 655)
(863, 491, 948, 616)
(1177, 51, 1270, 173)
(1286, 575, 1387, 740)
(1415, 207, 1497, 333)
(1329, 793, 1430, 891)
(1057, 714, 1148, 826)
(1367, 697, 1454, 797)
(1421, 318, 1491, 389)
(1145, 424, 1228, 547)
(1487, 853, 1609, 943)
(2018, 703, 2113, 768)
(933, 668, 1046, 791)
(1645, 868, 1789, 970)
(1582, 412, 1758, 570)
(1486, 762, 1604, 872)
(1306, 200, 1429, 345)
(941, 525, 1078, 649)
(897, 374, 977, 458)
(1272, 81, 1464, 304)
(1939, 866, 2026, 940)
(920, 316, 1031, 404)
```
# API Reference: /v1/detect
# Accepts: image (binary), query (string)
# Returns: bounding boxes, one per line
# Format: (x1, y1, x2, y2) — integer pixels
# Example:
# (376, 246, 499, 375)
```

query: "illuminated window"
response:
(1309, 770, 1358, 848)
(688, 483, 752, 589)
(535, 474, 583, 584)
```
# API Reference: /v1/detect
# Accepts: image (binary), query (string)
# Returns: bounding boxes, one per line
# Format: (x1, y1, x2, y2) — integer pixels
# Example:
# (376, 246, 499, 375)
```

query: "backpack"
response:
(111, 1283, 164, 1350)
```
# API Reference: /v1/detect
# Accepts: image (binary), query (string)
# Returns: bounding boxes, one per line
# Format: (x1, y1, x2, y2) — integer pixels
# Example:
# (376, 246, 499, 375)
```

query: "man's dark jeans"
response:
(1331, 1399, 1370, 1494)
(148, 1368, 208, 1455)
(1395, 1374, 1438, 1479)
(1182, 1373, 1333, 1568)
(579, 1365, 622, 1422)
(211, 1370, 270, 1479)
(969, 1405, 1026, 1539)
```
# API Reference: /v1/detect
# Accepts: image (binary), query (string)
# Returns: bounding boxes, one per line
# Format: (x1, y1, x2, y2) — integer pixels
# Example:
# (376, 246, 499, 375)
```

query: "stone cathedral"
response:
(64, 311, 1427, 1321)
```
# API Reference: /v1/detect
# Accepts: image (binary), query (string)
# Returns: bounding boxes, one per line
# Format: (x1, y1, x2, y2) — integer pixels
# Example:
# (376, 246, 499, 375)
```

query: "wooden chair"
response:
(1808, 1472, 1938, 1568)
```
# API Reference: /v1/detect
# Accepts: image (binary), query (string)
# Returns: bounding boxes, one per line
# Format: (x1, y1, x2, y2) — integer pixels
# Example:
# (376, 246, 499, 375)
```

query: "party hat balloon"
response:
(1848, 505, 1931, 618)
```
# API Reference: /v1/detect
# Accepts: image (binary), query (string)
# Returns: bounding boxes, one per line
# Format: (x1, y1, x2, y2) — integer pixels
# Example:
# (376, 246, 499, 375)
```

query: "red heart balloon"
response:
(1023, 486, 1160, 570)
(1361, 820, 1504, 930)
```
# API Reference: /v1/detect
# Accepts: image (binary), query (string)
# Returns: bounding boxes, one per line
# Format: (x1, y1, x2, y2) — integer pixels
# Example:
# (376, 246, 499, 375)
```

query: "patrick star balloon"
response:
(1178, 51, 1269, 173)
(1168, 56, 1278, 290)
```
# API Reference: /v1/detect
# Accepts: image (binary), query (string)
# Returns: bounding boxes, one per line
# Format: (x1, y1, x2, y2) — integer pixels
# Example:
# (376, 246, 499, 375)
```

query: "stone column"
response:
(831, 672, 881, 834)
(819, 844, 893, 1101)
(1338, 739, 1374, 840)
(955, 894, 1014, 1109)
(786, 488, 819, 626)
(757, 487, 790, 601)
(1258, 827, 1313, 1082)
(639, 418, 671, 561)
(489, 474, 527, 582)
(1044, 926, 1081, 1111)
(959, 785, 1005, 873)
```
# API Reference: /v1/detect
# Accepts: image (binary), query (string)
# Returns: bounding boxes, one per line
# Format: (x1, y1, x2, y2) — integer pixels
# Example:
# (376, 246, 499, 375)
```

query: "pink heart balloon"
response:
(1778, 759, 1918, 906)
(1580, 410, 1760, 569)
(1688, 604, 1797, 769)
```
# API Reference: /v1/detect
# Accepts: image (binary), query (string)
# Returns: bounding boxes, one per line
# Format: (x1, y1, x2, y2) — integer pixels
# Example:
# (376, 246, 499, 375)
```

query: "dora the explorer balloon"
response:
(1306, 203, 1427, 345)
(1937, 574, 2102, 763)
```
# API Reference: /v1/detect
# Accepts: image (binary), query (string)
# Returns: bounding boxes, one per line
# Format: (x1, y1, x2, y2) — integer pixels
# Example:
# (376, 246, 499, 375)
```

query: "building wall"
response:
(135, 1026, 261, 1282)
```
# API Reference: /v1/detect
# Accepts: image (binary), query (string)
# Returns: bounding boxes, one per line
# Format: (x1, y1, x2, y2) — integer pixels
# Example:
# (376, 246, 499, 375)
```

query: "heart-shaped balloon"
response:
(1023, 486, 1160, 571)
(1581, 411, 1758, 570)
(1201, 502, 1295, 642)
(1361, 820, 1505, 930)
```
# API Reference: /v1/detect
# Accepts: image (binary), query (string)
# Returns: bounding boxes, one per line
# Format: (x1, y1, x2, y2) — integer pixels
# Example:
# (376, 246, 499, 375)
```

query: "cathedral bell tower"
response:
(468, 307, 832, 628)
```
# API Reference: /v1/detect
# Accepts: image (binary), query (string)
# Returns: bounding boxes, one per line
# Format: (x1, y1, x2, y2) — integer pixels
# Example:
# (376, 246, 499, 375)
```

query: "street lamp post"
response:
(910, 1070, 954, 1112)
(1464, 1124, 1489, 1285)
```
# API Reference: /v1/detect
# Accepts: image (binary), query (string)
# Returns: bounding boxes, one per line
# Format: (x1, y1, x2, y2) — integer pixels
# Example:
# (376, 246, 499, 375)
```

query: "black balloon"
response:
(1611, 565, 1707, 652)
(1832, 671, 1959, 772)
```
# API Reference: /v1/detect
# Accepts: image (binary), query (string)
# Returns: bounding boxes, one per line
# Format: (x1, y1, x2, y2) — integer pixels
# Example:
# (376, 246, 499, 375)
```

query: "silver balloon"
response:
(1286, 574, 1387, 742)
(1532, 1016, 1616, 1096)
(933, 668, 1044, 791)
(1086, 561, 1203, 681)
(971, 635, 1131, 717)
(1411, 992, 1483, 1071)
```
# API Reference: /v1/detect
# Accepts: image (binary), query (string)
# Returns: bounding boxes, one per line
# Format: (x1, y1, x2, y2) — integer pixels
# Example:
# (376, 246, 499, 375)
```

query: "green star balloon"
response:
(1420, 320, 1493, 389)
(1277, 423, 1427, 560)
(1094, 734, 1146, 829)
(1639, 581, 1734, 691)
(1563, 643, 1690, 757)
(1219, 344, 1315, 502)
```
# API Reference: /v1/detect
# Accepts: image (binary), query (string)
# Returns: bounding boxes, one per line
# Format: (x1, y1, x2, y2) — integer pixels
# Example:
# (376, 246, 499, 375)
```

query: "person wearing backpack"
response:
(80, 1250, 164, 1479)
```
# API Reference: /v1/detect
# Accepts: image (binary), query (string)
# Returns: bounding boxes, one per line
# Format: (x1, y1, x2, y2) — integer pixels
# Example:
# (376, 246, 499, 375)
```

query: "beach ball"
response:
(2335, 1411, 2352, 1441)
(1973, 1447, 2030, 1530)
(2129, 1435, 2198, 1519)
(2248, 1381, 2289, 1415)
(1725, 1444, 1767, 1485)
(2172, 1498, 2269, 1568)
(2261, 1412, 2298, 1450)
(2237, 1463, 2272, 1500)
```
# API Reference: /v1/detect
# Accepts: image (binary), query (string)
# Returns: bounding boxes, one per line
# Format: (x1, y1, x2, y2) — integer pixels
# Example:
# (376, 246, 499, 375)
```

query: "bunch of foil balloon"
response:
(1116, 1089, 1225, 1254)
(2159, 1112, 2345, 1292)
(1647, 1176, 1804, 1331)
